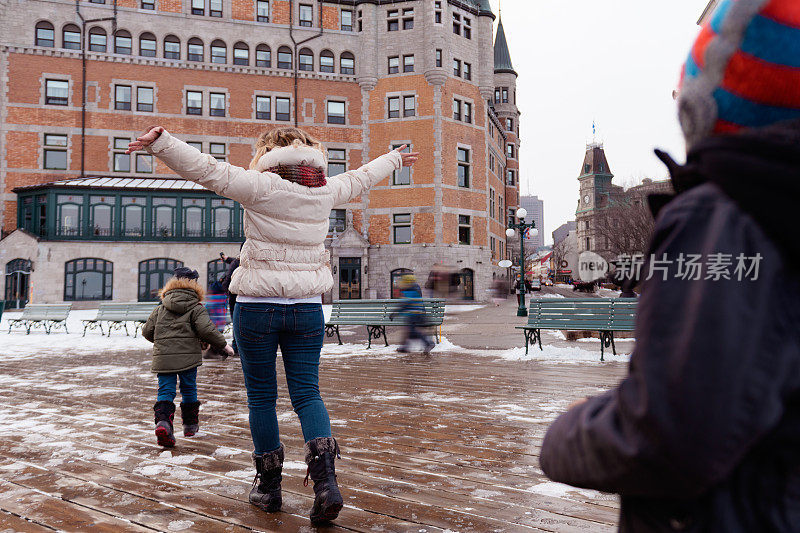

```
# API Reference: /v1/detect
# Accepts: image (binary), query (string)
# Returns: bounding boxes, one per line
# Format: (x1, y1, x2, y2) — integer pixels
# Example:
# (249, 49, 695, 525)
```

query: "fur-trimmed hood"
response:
(159, 277, 205, 314)
(254, 144, 327, 172)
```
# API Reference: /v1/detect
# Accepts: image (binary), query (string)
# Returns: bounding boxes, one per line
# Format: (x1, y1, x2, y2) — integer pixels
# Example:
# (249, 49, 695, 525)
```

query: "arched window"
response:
(152, 197, 176, 237)
(35, 21, 54, 47)
(319, 49, 334, 73)
(64, 258, 113, 301)
(298, 47, 313, 71)
(277, 45, 292, 69)
(182, 198, 206, 237)
(212, 198, 234, 238)
(5, 259, 32, 309)
(233, 41, 249, 65)
(255, 44, 271, 67)
(187, 37, 204, 62)
(211, 39, 227, 63)
(139, 32, 157, 57)
(121, 196, 145, 237)
(164, 34, 180, 59)
(89, 195, 114, 237)
(340, 51, 355, 75)
(62, 24, 81, 50)
(458, 268, 474, 300)
(114, 30, 132, 54)
(56, 194, 83, 237)
(207, 258, 227, 290)
(390, 268, 414, 299)
(138, 258, 183, 302)
(89, 27, 106, 52)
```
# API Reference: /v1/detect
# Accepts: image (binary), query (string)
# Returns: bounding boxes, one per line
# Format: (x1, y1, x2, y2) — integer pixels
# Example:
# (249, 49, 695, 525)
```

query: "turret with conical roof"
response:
(494, 18, 516, 76)
(477, 0, 495, 18)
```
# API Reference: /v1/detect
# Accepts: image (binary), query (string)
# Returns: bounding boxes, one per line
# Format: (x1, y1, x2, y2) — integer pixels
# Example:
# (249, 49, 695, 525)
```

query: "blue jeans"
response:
(234, 303, 331, 454)
(157, 367, 198, 403)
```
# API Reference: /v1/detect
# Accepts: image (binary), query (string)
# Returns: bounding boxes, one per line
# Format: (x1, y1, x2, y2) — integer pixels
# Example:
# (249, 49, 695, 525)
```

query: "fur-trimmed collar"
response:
(255, 145, 327, 172)
(159, 277, 205, 301)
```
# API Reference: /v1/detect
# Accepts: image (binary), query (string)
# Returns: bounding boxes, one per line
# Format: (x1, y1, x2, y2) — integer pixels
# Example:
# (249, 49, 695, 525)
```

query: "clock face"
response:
(584, 194, 591, 204)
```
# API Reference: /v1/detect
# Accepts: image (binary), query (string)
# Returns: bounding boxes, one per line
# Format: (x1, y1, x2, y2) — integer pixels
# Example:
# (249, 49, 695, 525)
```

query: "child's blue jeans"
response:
(157, 368, 198, 403)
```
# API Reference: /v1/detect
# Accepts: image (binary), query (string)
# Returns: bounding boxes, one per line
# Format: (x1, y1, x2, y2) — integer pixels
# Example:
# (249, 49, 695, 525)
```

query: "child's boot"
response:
(250, 444, 284, 512)
(180, 401, 201, 437)
(153, 401, 176, 447)
(304, 437, 343, 524)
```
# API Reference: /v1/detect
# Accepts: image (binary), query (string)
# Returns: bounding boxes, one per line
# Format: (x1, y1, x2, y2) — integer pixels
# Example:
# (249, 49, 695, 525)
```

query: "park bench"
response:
(517, 298, 637, 361)
(7, 304, 72, 334)
(325, 299, 446, 349)
(82, 302, 158, 337)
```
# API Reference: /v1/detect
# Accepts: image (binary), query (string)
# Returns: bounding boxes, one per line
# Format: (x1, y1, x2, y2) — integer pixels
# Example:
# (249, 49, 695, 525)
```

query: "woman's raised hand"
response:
(393, 144, 420, 168)
(126, 126, 164, 154)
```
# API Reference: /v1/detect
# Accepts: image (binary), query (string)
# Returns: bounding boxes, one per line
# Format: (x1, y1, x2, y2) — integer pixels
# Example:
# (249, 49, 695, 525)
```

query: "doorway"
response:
(5, 259, 31, 309)
(338, 257, 361, 300)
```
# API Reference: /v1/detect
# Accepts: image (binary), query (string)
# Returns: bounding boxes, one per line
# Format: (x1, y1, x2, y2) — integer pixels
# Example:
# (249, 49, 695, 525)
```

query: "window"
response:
(114, 85, 131, 110)
(233, 42, 249, 65)
(183, 198, 205, 237)
(327, 149, 346, 176)
(35, 21, 54, 47)
(275, 97, 290, 121)
(164, 35, 180, 59)
(89, 195, 114, 236)
(489, 153, 495, 173)
(138, 258, 183, 301)
(453, 59, 461, 77)
(191, 0, 205, 15)
(89, 0, 105, 3)
(402, 95, 416, 118)
(403, 54, 414, 72)
(114, 30, 132, 54)
(186, 91, 202, 115)
(64, 259, 113, 301)
(392, 144, 412, 185)
(299, 4, 313, 26)
(113, 137, 131, 172)
(463, 17, 472, 39)
(507, 169, 515, 185)
(453, 99, 461, 121)
(210, 0, 222, 17)
(256, 44, 271, 67)
(464, 62, 471, 81)
(188, 38, 203, 61)
(457, 147, 470, 187)
(277, 46, 292, 69)
(341, 9, 353, 31)
(329, 208, 346, 232)
(586, 237, 591, 250)
(142, 0, 155, 9)
(358, 9, 363, 31)
(43, 134, 68, 170)
(458, 215, 471, 245)
(257, 0, 269, 22)
(507, 143, 515, 159)
(435, 49, 442, 68)
(502, 87, 509, 103)
(490, 189, 496, 219)
(320, 50, 334, 72)
(435, 1, 442, 23)
(212, 198, 233, 237)
(403, 8, 414, 29)
(187, 141, 203, 151)
(136, 153, 154, 173)
(387, 9, 399, 31)
(495, 88, 501, 104)
(207, 258, 227, 288)
(63, 25, 81, 50)
(56, 194, 82, 236)
(388, 97, 400, 119)
(506, 118, 513, 131)
(393, 214, 411, 244)
(140, 33, 157, 56)
(340, 52, 355, 75)
(211, 40, 226, 63)
(209, 143, 226, 161)
(390, 268, 413, 298)
(256, 95, 271, 119)
(45, 79, 69, 106)
(299, 48, 313, 71)
(89, 27, 106, 52)
(464, 102, 472, 124)
(152, 198, 175, 237)
(453, 13, 461, 35)
(327, 101, 346, 124)
(388, 56, 399, 74)
(490, 236, 496, 258)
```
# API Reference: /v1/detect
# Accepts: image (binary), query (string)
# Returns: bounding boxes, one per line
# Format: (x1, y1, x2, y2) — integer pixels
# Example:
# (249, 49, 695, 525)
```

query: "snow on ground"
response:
(445, 304, 486, 314)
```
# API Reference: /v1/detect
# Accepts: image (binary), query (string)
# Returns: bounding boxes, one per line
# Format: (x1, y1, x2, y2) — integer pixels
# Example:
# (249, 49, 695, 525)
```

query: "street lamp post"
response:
(506, 208, 537, 317)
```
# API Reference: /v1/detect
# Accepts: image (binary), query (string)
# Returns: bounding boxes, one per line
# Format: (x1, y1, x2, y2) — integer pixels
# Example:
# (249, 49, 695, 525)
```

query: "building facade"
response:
(0, 0, 521, 306)
(552, 220, 575, 246)
(518, 194, 543, 251)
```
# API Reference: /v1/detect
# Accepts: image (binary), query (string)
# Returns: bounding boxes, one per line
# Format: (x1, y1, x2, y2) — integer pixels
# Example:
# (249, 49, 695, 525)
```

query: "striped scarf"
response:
(267, 165, 327, 188)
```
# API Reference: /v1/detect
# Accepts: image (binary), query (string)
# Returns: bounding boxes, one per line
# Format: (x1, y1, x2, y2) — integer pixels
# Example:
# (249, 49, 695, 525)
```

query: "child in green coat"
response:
(142, 267, 233, 447)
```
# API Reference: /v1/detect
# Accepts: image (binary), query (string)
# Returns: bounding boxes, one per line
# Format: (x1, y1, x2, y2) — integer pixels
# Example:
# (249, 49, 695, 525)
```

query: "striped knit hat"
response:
(679, 0, 800, 148)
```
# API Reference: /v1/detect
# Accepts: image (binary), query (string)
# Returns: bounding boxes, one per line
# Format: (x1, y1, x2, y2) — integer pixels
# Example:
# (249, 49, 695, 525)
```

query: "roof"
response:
(14, 176, 208, 193)
(494, 18, 516, 75)
(580, 143, 613, 178)
(477, 0, 495, 18)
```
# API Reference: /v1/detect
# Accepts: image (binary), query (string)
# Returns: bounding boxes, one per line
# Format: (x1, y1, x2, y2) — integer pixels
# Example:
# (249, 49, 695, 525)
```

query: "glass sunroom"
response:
(15, 177, 244, 242)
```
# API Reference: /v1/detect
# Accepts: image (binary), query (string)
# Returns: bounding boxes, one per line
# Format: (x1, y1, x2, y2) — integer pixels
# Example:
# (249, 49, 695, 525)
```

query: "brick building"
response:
(0, 0, 521, 307)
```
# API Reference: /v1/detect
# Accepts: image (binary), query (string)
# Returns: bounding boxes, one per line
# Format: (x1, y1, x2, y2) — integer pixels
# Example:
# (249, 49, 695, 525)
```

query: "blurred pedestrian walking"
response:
(392, 274, 435, 355)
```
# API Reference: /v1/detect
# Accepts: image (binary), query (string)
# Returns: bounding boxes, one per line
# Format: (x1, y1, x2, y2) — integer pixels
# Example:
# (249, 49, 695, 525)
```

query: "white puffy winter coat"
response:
(146, 130, 402, 298)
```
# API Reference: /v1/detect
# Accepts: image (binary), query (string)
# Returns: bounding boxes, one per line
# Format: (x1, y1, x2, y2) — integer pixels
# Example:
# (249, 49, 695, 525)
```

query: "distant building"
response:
(552, 221, 576, 246)
(519, 195, 544, 251)
(698, 0, 721, 25)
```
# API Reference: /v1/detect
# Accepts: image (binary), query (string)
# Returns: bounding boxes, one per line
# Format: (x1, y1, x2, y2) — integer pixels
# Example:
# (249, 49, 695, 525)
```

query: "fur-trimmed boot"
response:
(180, 401, 200, 437)
(250, 444, 284, 512)
(304, 437, 343, 524)
(153, 401, 176, 448)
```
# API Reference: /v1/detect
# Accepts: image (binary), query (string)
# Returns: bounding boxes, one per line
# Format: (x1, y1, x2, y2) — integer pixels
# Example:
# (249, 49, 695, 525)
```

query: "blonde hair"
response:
(249, 127, 326, 170)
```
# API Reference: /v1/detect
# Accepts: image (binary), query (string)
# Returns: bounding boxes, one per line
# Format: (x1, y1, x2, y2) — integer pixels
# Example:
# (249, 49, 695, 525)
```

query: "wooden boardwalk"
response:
(0, 344, 626, 532)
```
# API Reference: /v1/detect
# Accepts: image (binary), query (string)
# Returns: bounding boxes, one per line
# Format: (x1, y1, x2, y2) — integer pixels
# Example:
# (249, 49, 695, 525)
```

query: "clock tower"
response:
(575, 142, 619, 255)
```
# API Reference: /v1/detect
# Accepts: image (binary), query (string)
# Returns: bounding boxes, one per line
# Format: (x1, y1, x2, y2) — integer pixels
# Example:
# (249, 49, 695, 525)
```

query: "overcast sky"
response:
(489, 0, 705, 242)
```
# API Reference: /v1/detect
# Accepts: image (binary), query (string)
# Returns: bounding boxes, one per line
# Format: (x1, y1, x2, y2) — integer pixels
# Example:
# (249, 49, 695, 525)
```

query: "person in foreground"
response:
(128, 126, 417, 523)
(142, 267, 234, 447)
(540, 1, 800, 530)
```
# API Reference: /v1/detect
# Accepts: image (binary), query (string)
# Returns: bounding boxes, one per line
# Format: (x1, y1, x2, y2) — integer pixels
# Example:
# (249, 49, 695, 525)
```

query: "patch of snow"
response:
(430, 336, 460, 353)
(167, 520, 194, 531)
(495, 345, 630, 363)
(445, 305, 485, 314)
(528, 481, 600, 500)
(470, 489, 503, 499)
(536, 293, 565, 298)
(135, 464, 168, 477)
(212, 447, 240, 458)
(225, 469, 253, 479)
(284, 460, 306, 470)
(94, 451, 127, 464)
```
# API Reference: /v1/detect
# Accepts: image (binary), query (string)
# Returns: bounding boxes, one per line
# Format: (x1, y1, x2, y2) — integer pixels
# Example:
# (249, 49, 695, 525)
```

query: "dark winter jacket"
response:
(142, 277, 227, 373)
(539, 121, 800, 532)
(220, 257, 239, 295)
(393, 283, 425, 320)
